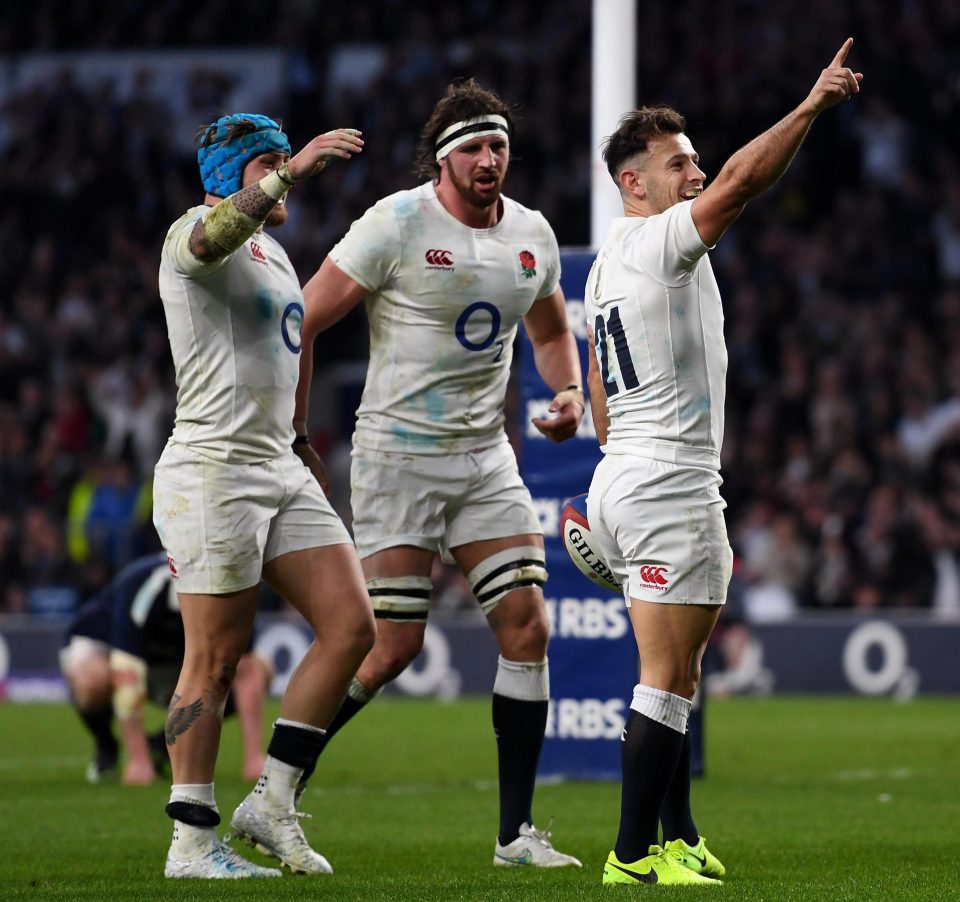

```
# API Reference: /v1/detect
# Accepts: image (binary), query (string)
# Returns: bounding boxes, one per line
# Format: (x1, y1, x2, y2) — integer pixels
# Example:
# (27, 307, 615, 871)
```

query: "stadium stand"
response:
(1, 0, 960, 617)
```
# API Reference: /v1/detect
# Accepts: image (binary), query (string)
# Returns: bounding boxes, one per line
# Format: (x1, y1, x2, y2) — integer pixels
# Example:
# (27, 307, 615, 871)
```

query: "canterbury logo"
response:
(638, 565, 669, 586)
(425, 249, 453, 266)
(250, 241, 267, 263)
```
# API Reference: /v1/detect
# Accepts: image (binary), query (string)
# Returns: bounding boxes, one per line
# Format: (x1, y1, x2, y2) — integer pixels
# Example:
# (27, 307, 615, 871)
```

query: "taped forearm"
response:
(110, 649, 148, 719)
(192, 170, 293, 261)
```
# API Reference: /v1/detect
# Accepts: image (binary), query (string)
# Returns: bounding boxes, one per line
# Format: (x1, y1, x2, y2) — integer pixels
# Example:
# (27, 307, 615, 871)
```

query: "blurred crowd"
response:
(1, 0, 959, 619)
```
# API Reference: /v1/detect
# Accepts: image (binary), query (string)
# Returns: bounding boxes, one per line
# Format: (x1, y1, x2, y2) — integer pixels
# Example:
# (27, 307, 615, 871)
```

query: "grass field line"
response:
(832, 766, 914, 781)
(767, 766, 919, 785)
(0, 754, 87, 771)
(308, 778, 499, 798)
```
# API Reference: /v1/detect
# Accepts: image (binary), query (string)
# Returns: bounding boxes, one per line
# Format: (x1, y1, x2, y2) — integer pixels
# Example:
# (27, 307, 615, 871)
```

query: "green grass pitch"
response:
(1, 695, 958, 900)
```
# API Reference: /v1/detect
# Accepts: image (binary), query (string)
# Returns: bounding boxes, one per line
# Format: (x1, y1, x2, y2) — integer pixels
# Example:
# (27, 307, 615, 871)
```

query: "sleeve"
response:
(627, 200, 712, 286)
(536, 217, 562, 300)
(328, 199, 402, 292)
(166, 207, 232, 278)
(109, 566, 149, 659)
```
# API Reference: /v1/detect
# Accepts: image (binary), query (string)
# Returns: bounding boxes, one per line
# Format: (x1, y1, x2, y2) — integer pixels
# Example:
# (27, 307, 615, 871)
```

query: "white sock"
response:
(169, 781, 218, 810)
(167, 782, 219, 856)
(630, 684, 692, 734)
(248, 756, 302, 812)
(169, 820, 217, 856)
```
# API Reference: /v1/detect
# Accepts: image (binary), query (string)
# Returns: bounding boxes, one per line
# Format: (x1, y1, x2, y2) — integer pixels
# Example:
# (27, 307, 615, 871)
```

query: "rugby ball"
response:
(560, 494, 621, 592)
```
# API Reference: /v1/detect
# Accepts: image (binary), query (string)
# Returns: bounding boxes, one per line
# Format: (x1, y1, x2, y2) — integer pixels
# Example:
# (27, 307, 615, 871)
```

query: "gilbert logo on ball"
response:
(560, 494, 621, 592)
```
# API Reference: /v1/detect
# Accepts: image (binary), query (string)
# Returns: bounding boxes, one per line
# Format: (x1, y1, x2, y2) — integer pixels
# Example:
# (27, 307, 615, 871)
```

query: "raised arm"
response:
(523, 287, 584, 443)
(692, 38, 863, 247)
(188, 129, 364, 264)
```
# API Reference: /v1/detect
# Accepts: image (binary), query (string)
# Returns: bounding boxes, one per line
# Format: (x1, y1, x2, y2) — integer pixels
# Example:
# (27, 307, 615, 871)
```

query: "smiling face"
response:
(242, 150, 291, 226)
(439, 133, 510, 211)
(623, 133, 706, 214)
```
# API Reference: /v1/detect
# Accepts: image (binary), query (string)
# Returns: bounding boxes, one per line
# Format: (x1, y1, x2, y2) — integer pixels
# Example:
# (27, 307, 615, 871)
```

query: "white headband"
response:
(434, 114, 510, 161)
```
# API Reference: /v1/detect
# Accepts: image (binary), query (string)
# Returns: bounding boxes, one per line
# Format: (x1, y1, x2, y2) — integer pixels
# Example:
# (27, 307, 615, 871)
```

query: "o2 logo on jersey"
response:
(455, 301, 504, 362)
(281, 301, 304, 354)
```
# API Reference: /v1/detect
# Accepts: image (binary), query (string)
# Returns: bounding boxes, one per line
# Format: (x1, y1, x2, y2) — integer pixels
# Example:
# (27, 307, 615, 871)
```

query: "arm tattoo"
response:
(165, 694, 204, 745)
(188, 184, 277, 262)
(231, 183, 277, 220)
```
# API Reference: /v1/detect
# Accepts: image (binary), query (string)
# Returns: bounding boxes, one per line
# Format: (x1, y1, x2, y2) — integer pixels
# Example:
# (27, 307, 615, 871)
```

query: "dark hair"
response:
(602, 106, 687, 181)
(413, 79, 517, 181)
(195, 117, 275, 148)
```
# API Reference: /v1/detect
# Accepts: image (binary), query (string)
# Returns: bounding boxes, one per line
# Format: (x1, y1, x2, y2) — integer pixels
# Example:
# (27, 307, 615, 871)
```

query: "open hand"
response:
(123, 757, 156, 786)
(287, 128, 364, 180)
(532, 389, 584, 443)
(294, 440, 331, 495)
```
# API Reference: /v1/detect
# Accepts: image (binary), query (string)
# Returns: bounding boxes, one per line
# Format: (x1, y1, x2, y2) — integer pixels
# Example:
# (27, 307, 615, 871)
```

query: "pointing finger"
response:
(830, 36, 853, 68)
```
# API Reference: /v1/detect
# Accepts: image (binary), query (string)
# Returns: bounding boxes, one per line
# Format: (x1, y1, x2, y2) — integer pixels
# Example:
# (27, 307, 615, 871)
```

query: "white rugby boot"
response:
(164, 823, 281, 879)
(493, 821, 582, 868)
(231, 793, 332, 875)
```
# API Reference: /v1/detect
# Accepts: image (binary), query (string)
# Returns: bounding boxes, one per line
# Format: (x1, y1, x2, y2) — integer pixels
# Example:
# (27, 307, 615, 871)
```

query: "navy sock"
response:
(78, 704, 117, 754)
(615, 709, 685, 862)
(659, 729, 699, 845)
(266, 722, 325, 770)
(492, 694, 548, 845)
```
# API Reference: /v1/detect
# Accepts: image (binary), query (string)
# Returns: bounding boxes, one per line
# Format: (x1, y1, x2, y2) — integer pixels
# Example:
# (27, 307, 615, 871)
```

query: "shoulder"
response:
(372, 184, 430, 218)
(502, 196, 552, 230)
(164, 205, 210, 243)
(347, 188, 421, 237)
(501, 197, 559, 251)
(639, 201, 700, 244)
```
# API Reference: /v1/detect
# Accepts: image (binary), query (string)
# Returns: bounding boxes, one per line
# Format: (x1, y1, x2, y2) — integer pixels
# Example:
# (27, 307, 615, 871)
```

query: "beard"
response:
(264, 202, 289, 228)
(448, 165, 505, 210)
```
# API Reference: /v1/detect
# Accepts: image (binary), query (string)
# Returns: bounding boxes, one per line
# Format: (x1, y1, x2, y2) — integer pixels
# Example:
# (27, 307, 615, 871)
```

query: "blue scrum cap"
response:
(197, 113, 292, 197)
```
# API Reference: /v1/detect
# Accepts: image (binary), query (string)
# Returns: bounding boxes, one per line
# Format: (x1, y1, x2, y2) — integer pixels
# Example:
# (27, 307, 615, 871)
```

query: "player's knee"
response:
(369, 626, 423, 681)
(182, 645, 244, 699)
(70, 673, 111, 709)
(517, 611, 551, 659)
(345, 610, 377, 661)
(496, 603, 550, 661)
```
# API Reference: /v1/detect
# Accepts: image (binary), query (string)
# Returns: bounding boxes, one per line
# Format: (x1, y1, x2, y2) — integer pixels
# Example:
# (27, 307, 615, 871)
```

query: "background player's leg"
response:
(233, 651, 273, 781)
(62, 644, 118, 782)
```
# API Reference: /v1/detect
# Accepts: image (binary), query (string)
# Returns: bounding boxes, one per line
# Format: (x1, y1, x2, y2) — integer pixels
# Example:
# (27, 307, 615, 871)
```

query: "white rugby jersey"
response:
(331, 181, 561, 454)
(158, 206, 304, 463)
(584, 200, 727, 470)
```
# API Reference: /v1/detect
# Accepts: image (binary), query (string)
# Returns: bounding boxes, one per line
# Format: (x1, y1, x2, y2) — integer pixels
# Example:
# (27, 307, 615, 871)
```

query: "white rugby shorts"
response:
(587, 452, 732, 607)
(350, 441, 542, 559)
(153, 441, 352, 594)
(59, 635, 108, 674)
